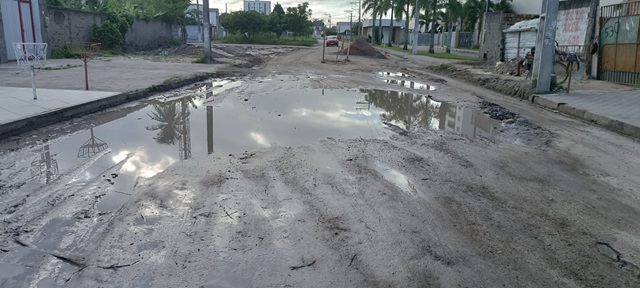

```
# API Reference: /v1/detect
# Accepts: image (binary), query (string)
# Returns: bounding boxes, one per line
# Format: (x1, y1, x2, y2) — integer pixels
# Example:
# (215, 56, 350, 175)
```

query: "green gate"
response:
(599, 1, 640, 85)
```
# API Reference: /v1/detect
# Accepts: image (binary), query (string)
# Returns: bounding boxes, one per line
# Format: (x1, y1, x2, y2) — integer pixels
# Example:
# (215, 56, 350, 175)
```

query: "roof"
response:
(503, 18, 539, 33)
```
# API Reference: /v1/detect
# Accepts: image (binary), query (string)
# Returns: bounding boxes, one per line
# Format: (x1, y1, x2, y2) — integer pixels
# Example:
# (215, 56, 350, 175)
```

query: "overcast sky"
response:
(197, 0, 359, 24)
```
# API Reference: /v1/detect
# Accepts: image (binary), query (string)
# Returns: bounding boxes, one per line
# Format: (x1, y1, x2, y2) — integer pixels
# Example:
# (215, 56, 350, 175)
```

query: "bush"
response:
(51, 45, 75, 59)
(222, 34, 317, 46)
(92, 21, 123, 49)
(470, 44, 480, 50)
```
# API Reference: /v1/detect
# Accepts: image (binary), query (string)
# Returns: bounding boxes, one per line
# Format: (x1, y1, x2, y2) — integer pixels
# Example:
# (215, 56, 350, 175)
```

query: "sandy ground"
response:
(2, 45, 640, 287)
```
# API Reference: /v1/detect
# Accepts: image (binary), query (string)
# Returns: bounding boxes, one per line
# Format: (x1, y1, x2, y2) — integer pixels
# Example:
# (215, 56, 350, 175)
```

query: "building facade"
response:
(244, 0, 271, 15)
(0, 0, 48, 63)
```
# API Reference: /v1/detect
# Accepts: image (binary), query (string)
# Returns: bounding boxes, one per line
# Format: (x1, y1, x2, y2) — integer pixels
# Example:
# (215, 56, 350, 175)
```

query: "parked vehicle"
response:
(325, 35, 339, 47)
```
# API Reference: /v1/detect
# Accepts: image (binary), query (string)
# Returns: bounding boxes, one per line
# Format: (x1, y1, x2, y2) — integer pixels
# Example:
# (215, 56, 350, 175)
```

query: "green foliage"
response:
(51, 46, 76, 59)
(192, 54, 207, 63)
(284, 2, 313, 36)
(222, 34, 317, 46)
(324, 27, 337, 35)
(470, 44, 480, 50)
(53, 0, 192, 24)
(431, 63, 454, 72)
(92, 21, 124, 49)
(268, 4, 286, 37)
(221, 11, 267, 38)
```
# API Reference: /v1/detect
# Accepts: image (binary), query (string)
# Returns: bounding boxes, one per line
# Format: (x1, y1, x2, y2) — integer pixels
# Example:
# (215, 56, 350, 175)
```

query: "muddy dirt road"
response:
(1, 45, 640, 287)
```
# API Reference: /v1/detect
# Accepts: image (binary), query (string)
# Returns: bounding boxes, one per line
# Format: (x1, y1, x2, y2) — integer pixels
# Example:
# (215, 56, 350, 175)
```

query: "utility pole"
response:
(203, 0, 212, 63)
(411, 0, 419, 55)
(345, 10, 353, 39)
(534, 0, 559, 93)
(358, 0, 361, 38)
(446, 1, 452, 53)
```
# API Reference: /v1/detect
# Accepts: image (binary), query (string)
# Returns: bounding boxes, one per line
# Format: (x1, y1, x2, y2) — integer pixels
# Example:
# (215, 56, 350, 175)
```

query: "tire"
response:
(554, 62, 569, 85)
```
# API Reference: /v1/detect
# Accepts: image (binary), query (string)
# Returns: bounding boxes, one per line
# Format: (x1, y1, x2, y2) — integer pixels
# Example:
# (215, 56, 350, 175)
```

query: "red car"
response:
(325, 35, 339, 47)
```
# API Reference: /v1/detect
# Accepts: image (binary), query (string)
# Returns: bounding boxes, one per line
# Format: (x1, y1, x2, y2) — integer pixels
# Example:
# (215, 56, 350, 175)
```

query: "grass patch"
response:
(162, 77, 181, 85)
(429, 63, 454, 73)
(379, 45, 478, 61)
(38, 64, 81, 71)
(222, 34, 317, 46)
(192, 54, 207, 63)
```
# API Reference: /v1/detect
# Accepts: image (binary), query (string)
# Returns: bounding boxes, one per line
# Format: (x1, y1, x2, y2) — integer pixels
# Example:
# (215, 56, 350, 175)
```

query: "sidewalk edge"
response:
(0, 72, 217, 140)
(533, 94, 640, 139)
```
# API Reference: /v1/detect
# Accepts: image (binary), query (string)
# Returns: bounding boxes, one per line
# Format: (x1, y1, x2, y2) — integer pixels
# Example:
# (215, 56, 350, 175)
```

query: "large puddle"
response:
(0, 80, 502, 212)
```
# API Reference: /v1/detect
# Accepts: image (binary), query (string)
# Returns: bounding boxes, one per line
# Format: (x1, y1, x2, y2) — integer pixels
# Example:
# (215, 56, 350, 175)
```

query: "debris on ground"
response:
(427, 64, 533, 99)
(494, 58, 527, 76)
(340, 39, 387, 59)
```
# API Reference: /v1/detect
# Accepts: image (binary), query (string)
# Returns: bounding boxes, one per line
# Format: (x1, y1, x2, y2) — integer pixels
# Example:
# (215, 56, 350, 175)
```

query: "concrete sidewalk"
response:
(0, 57, 225, 139)
(533, 89, 640, 139)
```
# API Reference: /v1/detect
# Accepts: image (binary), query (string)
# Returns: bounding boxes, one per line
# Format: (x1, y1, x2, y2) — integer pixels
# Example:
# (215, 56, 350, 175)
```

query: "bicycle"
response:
(554, 42, 584, 87)
(519, 43, 585, 91)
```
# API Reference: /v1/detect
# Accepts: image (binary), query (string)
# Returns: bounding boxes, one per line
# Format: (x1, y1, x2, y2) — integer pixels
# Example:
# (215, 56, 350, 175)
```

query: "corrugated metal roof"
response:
(503, 18, 539, 32)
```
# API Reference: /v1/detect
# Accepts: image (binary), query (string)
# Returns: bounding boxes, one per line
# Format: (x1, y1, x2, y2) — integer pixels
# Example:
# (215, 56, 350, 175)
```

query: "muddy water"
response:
(0, 80, 501, 214)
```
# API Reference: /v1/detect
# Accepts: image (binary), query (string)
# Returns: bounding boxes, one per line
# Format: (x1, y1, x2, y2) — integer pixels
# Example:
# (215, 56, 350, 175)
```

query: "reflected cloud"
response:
(250, 132, 271, 147)
(292, 108, 374, 127)
(120, 150, 177, 178)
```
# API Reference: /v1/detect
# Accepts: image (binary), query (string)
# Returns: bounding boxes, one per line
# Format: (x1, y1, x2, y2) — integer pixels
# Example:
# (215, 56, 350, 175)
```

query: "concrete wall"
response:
(481, 12, 505, 64)
(125, 20, 176, 51)
(46, 7, 176, 51)
(46, 7, 107, 49)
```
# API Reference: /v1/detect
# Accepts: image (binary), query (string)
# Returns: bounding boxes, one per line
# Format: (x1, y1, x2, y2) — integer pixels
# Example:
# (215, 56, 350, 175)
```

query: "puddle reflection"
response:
(377, 71, 411, 77)
(0, 82, 502, 213)
(381, 79, 437, 90)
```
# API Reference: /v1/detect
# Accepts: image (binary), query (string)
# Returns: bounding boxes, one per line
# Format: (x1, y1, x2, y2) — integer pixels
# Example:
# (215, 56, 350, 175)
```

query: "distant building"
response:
(186, 4, 220, 41)
(244, 0, 271, 15)
(336, 22, 351, 35)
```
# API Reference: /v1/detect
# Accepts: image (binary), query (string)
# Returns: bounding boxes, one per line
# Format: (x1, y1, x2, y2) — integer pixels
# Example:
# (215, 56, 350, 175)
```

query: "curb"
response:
(532, 94, 640, 140)
(0, 72, 219, 140)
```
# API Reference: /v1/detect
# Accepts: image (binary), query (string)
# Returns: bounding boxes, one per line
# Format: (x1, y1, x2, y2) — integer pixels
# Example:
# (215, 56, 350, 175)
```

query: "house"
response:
(362, 19, 407, 44)
(244, 0, 271, 15)
(0, 0, 48, 63)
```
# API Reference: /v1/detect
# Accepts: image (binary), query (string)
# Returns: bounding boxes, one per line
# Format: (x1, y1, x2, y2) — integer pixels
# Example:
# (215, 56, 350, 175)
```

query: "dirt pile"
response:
(340, 39, 387, 59)
(428, 64, 533, 99)
(494, 58, 527, 76)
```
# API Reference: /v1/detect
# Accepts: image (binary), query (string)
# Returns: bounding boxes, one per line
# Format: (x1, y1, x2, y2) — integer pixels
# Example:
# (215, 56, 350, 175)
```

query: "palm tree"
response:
(364, 0, 386, 43)
(393, 0, 412, 50)
(382, 0, 395, 46)
(428, 0, 439, 53)
(445, 0, 463, 52)
(462, 0, 486, 43)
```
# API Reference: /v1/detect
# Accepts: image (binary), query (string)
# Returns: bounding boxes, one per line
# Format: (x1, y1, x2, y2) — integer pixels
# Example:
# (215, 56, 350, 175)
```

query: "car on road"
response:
(325, 35, 339, 47)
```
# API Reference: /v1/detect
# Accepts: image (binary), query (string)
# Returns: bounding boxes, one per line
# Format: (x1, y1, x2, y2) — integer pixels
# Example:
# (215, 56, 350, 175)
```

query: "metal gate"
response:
(599, 1, 640, 85)
(1, 0, 43, 61)
(457, 32, 474, 48)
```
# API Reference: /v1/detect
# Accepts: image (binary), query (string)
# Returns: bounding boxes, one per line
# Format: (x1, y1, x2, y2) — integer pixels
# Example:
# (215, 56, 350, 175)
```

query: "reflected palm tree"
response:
(361, 89, 441, 130)
(146, 96, 197, 160)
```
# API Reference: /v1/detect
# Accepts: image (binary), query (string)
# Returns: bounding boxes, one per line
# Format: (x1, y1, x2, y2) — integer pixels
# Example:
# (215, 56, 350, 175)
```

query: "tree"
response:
(363, 0, 382, 42)
(493, 0, 514, 13)
(428, 0, 438, 53)
(269, 4, 287, 37)
(284, 2, 313, 36)
(221, 11, 267, 38)
(382, 0, 394, 46)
